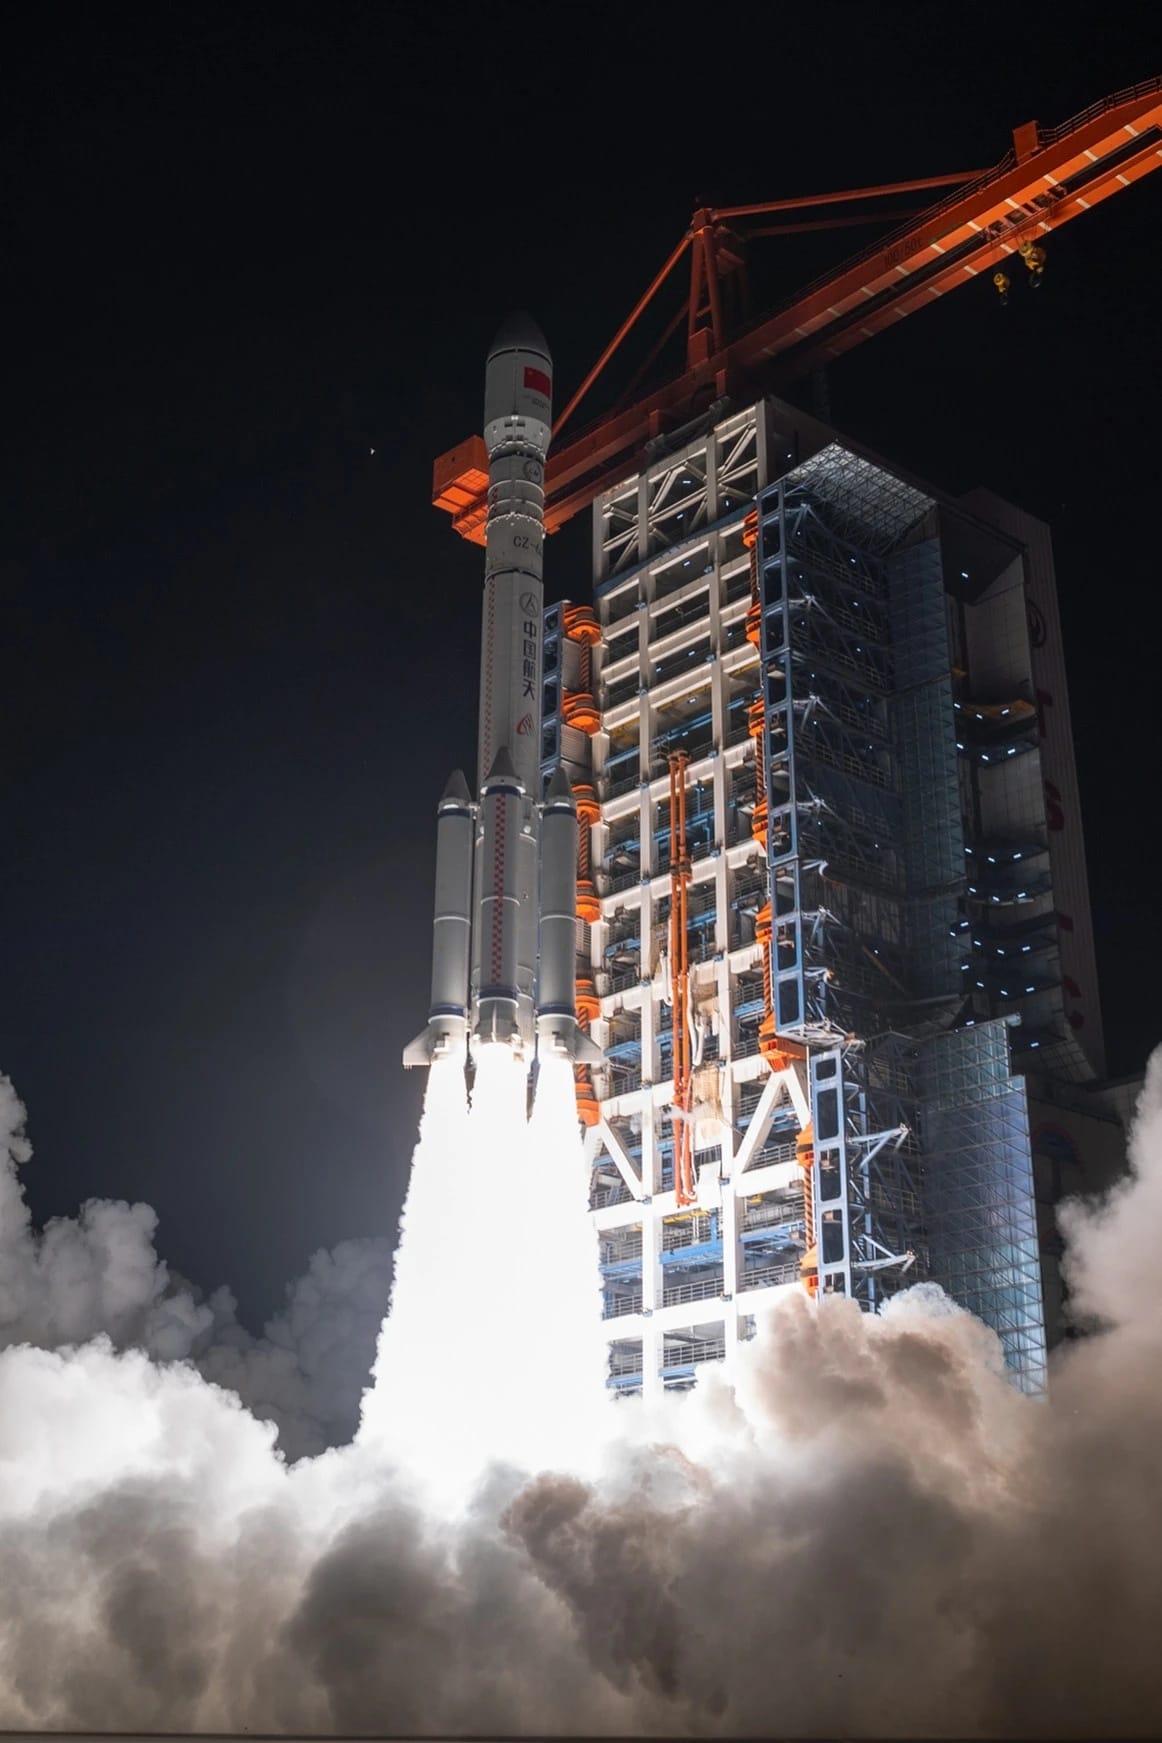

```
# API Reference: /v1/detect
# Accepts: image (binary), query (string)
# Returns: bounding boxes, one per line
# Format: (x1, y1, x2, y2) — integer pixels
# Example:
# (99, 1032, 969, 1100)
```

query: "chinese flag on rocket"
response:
(524, 365, 551, 398)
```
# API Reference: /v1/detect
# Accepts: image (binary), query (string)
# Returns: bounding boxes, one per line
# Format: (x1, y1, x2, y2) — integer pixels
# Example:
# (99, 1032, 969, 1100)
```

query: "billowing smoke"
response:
(0, 1073, 392, 1459)
(1, 1053, 1160, 1737)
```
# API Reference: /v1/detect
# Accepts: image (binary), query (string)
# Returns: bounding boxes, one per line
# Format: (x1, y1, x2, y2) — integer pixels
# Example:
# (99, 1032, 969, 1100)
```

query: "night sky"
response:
(5, 5, 1159, 1327)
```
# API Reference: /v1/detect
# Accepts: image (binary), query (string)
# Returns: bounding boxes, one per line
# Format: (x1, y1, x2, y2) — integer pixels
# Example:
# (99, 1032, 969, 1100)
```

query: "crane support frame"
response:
(434, 77, 1162, 545)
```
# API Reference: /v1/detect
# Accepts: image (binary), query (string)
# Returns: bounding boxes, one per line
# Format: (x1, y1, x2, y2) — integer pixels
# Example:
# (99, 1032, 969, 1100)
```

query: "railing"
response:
(687, 884, 718, 918)
(662, 1215, 717, 1251)
(766, 143, 1018, 324)
(798, 733, 892, 791)
(655, 555, 710, 603)
(752, 1134, 800, 1169)
(654, 598, 711, 642)
(869, 1181, 922, 1223)
(605, 630, 641, 666)
(742, 1261, 801, 1291)
(1042, 75, 1162, 146)
(731, 866, 767, 902)
(603, 674, 640, 710)
(605, 588, 641, 626)
(601, 1232, 643, 1263)
(609, 1348, 644, 1376)
(792, 622, 891, 690)
(662, 1273, 725, 1307)
(788, 547, 888, 602)
(651, 730, 714, 764)
(741, 1194, 802, 1231)
(600, 770, 641, 801)
(591, 1181, 633, 1209)
(654, 646, 712, 689)
(604, 1292, 643, 1319)
(663, 1337, 726, 1368)
(809, 590, 886, 644)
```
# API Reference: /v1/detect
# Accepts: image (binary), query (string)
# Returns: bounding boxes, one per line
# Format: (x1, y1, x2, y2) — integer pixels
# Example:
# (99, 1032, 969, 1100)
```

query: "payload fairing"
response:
(404, 316, 599, 1076)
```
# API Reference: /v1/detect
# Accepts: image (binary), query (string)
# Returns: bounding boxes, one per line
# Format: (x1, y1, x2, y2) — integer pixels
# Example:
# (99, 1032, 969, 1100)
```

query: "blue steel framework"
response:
(547, 396, 1105, 1397)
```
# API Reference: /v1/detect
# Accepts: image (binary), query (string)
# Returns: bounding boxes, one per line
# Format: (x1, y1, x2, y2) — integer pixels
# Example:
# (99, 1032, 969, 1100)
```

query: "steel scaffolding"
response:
(544, 395, 1103, 1396)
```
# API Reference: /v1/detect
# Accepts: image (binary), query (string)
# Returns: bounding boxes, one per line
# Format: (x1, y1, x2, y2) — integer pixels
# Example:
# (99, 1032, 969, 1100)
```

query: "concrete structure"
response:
(543, 392, 1125, 1397)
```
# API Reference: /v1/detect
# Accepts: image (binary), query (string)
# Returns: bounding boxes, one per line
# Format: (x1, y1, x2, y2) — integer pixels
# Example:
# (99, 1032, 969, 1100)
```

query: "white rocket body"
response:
(404, 316, 600, 1078)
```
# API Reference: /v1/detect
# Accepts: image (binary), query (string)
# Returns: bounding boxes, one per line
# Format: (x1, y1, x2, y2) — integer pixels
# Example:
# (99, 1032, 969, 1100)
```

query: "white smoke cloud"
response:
(1060, 1056, 1155, 1336)
(0, 1072, 392, 1459)
(1, 1056, 1160, 1737)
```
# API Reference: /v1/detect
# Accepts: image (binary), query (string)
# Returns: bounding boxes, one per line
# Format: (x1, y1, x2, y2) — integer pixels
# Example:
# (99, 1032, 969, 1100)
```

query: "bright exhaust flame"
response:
(361, 1046, 606, 1507)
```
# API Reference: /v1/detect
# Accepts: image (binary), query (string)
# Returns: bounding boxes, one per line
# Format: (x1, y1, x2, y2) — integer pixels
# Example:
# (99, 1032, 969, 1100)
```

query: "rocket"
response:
(404, 314, 601, 1077)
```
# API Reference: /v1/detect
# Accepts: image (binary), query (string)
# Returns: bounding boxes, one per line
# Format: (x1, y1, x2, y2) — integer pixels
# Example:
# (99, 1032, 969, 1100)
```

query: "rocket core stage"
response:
(404, 315, 600, 1076)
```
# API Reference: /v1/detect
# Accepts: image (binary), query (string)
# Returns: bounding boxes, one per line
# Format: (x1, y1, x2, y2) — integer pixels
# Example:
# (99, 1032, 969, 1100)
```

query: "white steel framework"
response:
(540, 394, 1108, 1397)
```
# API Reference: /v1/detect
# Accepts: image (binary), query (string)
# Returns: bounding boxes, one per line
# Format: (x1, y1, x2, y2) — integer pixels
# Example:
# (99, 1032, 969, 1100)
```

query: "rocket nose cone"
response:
(545, 765, 575, 804)
(441, 769, 472, 804)
(488, 310, 551, 365)
(485, 746, 519, 783)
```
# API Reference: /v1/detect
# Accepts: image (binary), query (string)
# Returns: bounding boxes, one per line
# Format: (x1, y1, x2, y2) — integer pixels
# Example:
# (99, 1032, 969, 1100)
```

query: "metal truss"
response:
(580, 404, 1064, 1396)
(810, 1042, 919, 1308)
(599, 409, 758, 578)
(790, 445, 932, 556)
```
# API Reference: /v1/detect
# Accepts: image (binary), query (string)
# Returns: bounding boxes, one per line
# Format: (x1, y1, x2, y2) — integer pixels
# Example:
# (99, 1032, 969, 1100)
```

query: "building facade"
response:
(542, 395, 1112, 1398)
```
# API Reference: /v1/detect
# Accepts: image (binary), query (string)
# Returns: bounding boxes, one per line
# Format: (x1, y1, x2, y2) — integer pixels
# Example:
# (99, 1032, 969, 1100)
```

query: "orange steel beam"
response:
(556, 181, 976, 442)
(552, 231, 691, 440)
(711, 170, 984, 221)
(668, 751, 696, 1207)
(437, 77, 1162, 543)
(610, 296, 691, 415)
(746, 210, 925, 239)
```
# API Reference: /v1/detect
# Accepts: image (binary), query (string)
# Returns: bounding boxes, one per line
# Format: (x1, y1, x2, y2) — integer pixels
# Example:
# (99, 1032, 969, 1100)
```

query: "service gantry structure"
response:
(436, 80, 1161, 1395)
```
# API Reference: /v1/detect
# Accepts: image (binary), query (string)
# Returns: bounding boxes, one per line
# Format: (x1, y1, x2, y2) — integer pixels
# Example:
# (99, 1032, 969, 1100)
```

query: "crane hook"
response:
(1019, 238, 1047, 286)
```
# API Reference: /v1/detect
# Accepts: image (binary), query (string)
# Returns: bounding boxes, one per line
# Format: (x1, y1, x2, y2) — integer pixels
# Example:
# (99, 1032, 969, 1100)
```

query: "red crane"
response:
(433, 75, 1160, 1207)
(433, 76, 1162, 545)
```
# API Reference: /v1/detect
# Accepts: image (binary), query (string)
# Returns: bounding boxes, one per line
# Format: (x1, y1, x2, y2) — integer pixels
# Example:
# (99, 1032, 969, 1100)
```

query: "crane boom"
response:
(435, 76, 1162, 545)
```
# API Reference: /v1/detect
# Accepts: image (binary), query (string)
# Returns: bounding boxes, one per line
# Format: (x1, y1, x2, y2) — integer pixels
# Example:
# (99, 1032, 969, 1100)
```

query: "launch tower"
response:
(545, 395, 1116, 1398)
(426, 80, 1160, 1397)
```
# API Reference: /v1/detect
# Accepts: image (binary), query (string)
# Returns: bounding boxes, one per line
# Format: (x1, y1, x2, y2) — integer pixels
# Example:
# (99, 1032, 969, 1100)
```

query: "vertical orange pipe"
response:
(669, 750, 695, 1205)
(573, 778, 601, 1127)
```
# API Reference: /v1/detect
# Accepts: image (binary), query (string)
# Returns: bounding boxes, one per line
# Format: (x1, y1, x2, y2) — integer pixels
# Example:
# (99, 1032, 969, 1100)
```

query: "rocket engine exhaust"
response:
(404, 314, 600, 1079)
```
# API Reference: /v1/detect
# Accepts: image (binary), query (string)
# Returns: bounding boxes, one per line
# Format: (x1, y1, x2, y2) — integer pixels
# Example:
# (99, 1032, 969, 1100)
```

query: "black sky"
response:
(4, 3, 1159, 1326)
